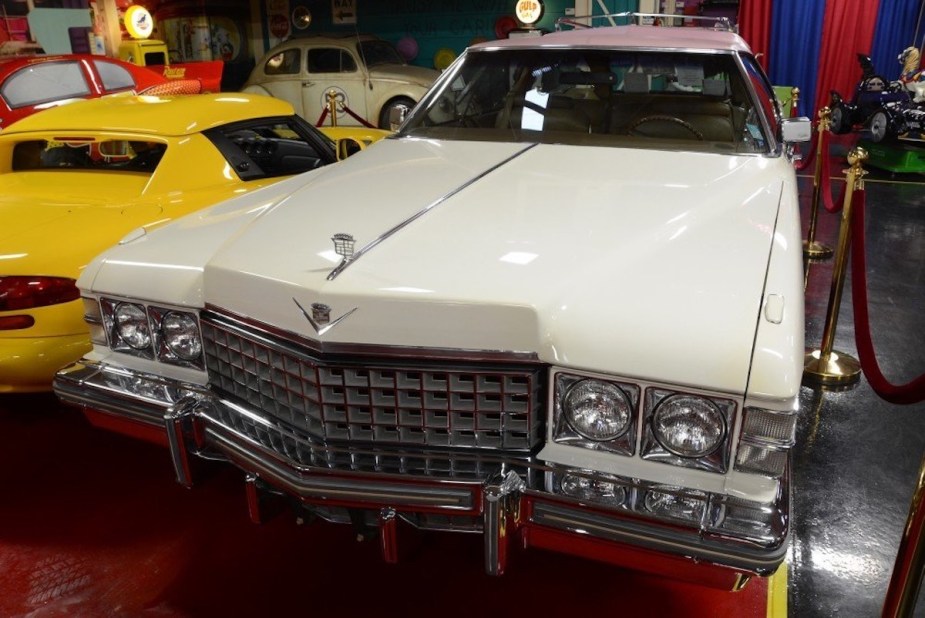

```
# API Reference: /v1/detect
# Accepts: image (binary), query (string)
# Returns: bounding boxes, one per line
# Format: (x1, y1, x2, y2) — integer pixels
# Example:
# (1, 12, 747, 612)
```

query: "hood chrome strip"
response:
(326, 142, 538, 281)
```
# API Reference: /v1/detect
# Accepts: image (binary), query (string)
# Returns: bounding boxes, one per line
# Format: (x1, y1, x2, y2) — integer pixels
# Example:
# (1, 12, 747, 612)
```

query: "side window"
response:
(93, 60, 136, 92)
(1, 62, 91, 109)
(205, 119, 329, 180)
(264, 49, 300, 75)
(308, 48, 357, 74)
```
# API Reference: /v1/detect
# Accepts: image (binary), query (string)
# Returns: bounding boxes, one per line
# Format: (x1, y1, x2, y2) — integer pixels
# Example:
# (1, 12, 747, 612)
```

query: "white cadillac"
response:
(55, 15, 810, 590)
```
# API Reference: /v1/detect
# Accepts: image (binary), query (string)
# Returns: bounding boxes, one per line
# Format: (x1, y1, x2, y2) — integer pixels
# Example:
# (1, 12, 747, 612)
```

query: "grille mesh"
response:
(201, 317, 544, 453)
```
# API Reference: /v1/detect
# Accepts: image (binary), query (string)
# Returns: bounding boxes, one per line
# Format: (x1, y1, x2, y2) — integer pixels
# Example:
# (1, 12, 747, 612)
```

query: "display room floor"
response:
(0, 141, 923, 617)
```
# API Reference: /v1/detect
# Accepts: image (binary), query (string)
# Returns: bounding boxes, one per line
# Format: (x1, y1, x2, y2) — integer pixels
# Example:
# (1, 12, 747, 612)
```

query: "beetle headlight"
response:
(161, 312, 202, 361)
(652, 394, 725, 458)
(564, 379, 631, 441)
(113, 302, 151, 350)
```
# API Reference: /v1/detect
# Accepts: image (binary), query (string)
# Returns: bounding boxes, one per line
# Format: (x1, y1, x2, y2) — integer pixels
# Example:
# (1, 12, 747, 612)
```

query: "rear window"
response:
(12, 139, 165, 172)
(1, 62, 91, 109)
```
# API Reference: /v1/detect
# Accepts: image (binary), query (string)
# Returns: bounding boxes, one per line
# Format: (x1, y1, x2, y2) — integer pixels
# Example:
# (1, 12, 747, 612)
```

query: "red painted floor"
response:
(0, 395, 770, 617)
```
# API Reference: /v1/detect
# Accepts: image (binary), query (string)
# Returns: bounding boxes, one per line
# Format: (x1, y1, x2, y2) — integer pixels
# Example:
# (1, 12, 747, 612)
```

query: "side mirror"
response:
(388, 104, 409, 131)
(781, 117, 812, 143)
(336, 137, 364, 160)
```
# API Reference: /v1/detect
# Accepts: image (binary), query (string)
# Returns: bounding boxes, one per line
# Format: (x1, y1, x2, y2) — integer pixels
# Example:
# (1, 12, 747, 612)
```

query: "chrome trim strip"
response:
(326, 143, 538, 281)
(202, 306, 541, 363)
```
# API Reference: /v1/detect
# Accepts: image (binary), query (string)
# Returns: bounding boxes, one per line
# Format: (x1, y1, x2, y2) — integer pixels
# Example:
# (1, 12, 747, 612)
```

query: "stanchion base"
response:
(803, 240, 834, 261)
(803, 349, 861, 386)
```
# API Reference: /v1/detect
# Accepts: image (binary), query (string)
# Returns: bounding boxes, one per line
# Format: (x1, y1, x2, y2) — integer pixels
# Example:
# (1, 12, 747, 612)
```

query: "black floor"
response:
(790, 142, 925, 616)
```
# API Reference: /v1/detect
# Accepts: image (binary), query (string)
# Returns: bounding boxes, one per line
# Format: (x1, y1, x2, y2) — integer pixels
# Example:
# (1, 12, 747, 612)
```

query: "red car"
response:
(0, 54, 201, 131)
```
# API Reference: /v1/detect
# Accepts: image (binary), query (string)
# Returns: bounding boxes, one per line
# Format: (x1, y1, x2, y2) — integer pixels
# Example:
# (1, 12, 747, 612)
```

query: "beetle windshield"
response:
(399, 48, 772, 154)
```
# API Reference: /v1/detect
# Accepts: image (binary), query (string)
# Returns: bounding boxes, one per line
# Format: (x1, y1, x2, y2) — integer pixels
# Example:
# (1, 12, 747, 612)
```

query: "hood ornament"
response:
(332, 233, 355, 262)
(293, 298, 358, 336)
(326, 232, 357, 281)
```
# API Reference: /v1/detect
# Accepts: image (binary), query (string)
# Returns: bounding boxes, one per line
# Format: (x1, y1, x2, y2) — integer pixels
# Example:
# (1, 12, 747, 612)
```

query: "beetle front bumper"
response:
(54, 359, 791, 590)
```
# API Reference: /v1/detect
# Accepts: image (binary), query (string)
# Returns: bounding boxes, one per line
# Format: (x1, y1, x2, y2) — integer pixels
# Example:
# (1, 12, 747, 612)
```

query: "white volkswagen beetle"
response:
(56, 15, 810, 591)
(242, 33, 439, 128)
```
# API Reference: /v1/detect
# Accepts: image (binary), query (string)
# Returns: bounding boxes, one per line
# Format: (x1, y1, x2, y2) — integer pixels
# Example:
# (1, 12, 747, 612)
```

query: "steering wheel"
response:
(628, 115, 704, 140)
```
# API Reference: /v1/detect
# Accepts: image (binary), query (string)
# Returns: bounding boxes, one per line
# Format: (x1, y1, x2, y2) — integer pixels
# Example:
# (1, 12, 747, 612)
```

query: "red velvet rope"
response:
(315, 105, 376, 129)
(850, 189, 925, 404)
(340, 105, 376, 128)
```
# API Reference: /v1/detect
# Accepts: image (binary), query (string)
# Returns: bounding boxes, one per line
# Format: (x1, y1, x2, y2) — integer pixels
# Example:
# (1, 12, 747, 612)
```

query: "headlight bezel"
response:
(640, 387, 735, 473)
(97, 296, 204, 369)
(552, 372, 640, 457)
(102, 299, 154, 358)
(149, 305, 204, 367)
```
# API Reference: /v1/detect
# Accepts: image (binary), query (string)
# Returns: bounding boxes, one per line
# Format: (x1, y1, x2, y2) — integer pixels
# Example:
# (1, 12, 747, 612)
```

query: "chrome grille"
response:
(204, 401, 529, 480)
(201, 314, 544, 453)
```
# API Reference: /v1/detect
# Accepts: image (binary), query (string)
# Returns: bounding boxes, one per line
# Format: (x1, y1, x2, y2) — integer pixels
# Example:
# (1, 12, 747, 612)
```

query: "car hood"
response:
(90, 139, 788, 394)
(368, 63, 440, 87)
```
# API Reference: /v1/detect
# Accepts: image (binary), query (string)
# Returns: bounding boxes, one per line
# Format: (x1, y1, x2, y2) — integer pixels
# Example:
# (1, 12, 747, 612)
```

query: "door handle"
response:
(302, 81, 314, 87)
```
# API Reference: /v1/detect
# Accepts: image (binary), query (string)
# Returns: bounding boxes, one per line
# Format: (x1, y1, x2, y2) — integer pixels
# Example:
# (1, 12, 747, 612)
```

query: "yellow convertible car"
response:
(0, 93, 388, 393)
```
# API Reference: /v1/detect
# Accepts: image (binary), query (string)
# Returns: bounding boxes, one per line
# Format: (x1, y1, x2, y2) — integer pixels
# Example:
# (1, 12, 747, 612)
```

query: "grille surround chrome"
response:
(200, 311, 545, 454)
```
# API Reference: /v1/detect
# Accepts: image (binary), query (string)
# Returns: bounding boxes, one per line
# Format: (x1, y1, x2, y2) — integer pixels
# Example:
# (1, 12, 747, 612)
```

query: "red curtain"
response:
(738, 0, 774, 71)
(813, 0, 882, 115)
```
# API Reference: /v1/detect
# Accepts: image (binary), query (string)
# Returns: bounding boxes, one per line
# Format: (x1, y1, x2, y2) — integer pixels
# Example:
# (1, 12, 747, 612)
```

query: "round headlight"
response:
(114, 302, 150, 350)
(652, 395, 725, 458)
(563, 379, 632, 441)
(161, 312, 202, 361)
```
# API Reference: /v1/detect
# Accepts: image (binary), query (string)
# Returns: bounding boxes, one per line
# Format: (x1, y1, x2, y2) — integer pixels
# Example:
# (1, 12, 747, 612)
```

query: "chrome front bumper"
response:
(54, 360, 790, 587)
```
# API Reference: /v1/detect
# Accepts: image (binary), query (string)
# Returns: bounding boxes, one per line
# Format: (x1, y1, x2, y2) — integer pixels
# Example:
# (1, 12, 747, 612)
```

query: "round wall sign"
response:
(514, 0, 544, 25)
(124, 5, 154, 40)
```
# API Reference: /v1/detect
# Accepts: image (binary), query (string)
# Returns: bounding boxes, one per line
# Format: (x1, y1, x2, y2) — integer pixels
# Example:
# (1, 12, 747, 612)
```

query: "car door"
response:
(300, 45, 369, 126)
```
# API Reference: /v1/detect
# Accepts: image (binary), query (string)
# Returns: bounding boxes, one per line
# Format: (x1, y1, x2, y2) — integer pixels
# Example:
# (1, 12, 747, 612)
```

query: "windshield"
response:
(358, 40, 405, 67)
(400, 48, 770, 154)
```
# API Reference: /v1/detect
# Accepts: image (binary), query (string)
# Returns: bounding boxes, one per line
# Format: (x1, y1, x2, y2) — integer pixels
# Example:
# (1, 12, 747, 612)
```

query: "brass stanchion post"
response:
(326, 89, 339, 127)
(882, 454, 925, 617)
(803, 147, 866, 386)
(803, 106, 834, 261)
